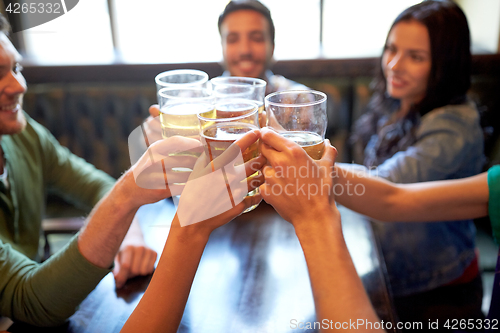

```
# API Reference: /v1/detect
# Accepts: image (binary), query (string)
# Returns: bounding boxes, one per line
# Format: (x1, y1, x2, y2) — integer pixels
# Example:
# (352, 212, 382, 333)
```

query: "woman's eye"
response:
(411, 54, 424, 62)
(384, 45, 396, 54)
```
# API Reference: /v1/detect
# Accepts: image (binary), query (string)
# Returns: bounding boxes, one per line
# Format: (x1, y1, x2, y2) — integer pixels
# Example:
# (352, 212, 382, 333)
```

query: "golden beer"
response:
(202, 122, 260, 212)
(220, 102, 266, 127)
(160, 103, 215, 139)
(257, 103, 266, 128)
(202, 122, 259, 163)
(199, 99, 260, 213)
(281, 131, 325, 160)
(215, 101, 258, 119)
(160, 104, 215, 180)
(257, 103, 265, 114)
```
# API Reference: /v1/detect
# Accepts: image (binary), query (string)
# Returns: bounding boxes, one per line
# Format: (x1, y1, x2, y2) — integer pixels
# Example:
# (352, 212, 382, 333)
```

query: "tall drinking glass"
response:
(155, 69, 209, 90)
(155, 69, 209, 103)
(198, 99, 260, 213)
(158, 87, 215, 208)
(158, 87, 215, 139)
(210, 76, 266, 113)
(264, 90, 327, 160)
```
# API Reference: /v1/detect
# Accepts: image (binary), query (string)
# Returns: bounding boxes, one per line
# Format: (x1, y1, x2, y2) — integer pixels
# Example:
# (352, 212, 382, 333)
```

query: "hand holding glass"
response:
(264, 90, 327, 160)
(198, 100, 261, 212)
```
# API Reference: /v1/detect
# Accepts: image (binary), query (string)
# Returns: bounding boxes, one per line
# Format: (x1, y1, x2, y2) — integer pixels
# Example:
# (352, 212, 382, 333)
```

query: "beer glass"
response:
(155, 69, 209, 90)
(210, 76, 266, 114)
(158, 87, 215, 139)
(198, 99, 260, 213)
(155, 69, 209, 102)
(264, 90, 327, 160)
(158, 87, 215, 209)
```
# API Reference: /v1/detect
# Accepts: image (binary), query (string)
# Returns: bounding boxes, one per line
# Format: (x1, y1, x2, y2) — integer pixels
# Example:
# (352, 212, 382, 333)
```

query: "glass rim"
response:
(264, 90, 327, 107)
(197, 100, 259, 123)
(211, 76, 267, 88)
(155, 69, 209, 87)
(158, 87, 213, 100)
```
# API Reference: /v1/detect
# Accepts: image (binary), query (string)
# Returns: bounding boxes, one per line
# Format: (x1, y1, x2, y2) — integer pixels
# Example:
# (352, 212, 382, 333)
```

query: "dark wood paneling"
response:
(471, 54, 500, 76)
(273, 57, 379, 78)
(21, 62, 225, 84)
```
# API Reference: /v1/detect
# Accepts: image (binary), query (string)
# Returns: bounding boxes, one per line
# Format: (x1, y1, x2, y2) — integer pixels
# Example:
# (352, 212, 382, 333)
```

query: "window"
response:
(112, 0, 320, 63)
(322, 0, 420, 58)
(7, 0, 499, 65)
(264, 0, 321, 60)
(456, 0, 500, 53)
(21, 0, 114, 64)
(112, 0, 228, 64)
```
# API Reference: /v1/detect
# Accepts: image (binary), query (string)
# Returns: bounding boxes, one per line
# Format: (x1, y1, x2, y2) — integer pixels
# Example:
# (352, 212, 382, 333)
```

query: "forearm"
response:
(0, 237, 110, 326)
(121, 214, 145, 244)
(78, 172, 140, 268)
(121, 216, 210, 333)
(334, 165, 400, 221)
(334, 165, 489, 222)
(294, 210, 382, 332)
(401, 173, 489, 222)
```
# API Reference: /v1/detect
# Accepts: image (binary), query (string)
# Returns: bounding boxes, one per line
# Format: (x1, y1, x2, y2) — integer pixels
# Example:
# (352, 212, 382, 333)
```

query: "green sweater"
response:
(0, 234, 110, 326)
(0, 114, 114, 260)
(0, 114, 115, 325)
(488, 165, 500, 244)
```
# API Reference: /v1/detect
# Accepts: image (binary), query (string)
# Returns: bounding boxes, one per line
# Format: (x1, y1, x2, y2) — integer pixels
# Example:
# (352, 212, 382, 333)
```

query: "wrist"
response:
(293, 205, 341, 240)
(111, 171, 142, 212)
(169, 214, 212, 244)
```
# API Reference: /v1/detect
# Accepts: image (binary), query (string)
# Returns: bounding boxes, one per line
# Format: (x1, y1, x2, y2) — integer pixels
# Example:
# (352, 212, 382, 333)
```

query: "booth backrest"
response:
(23, 55, 500, 179)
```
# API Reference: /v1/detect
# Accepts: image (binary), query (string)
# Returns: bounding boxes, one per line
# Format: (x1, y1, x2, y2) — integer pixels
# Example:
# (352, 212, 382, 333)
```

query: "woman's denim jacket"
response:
(346, 102, 484, 297)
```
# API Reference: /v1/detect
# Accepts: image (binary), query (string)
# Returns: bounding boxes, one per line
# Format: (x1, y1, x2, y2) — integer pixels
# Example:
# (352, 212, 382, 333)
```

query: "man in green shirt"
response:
(0, 127, 180, 326)
(0, 12, 190, 326)
(0, 13, 155, 295)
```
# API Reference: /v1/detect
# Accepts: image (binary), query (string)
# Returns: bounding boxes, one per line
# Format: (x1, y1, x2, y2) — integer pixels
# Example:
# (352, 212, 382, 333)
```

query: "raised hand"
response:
(259, 128, 337, 226)
(175, 129, 265, 233)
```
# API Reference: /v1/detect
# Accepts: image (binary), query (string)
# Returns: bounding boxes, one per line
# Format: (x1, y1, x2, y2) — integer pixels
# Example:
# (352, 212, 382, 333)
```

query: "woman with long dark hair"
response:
(349, 0, 485, 324)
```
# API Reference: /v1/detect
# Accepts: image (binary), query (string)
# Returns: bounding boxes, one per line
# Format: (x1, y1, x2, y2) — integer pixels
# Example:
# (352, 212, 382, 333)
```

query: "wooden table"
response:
(8, 200, 398, 333)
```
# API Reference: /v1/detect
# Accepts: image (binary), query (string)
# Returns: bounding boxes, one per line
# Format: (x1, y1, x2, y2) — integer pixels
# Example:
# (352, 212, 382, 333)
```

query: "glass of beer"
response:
(155, 69, 209, 90)
(158, 87, 215, 209)
(210, 77, 266, 120)
(158, 87, 215, 139)
(264, 90, 327, 160)
(198, 99, 261, 213)
(155, 69, 209, 102)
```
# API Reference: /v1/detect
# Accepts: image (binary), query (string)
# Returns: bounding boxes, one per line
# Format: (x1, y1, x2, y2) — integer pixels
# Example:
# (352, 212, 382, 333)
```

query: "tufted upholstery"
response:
(24, 84, 156, 179)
